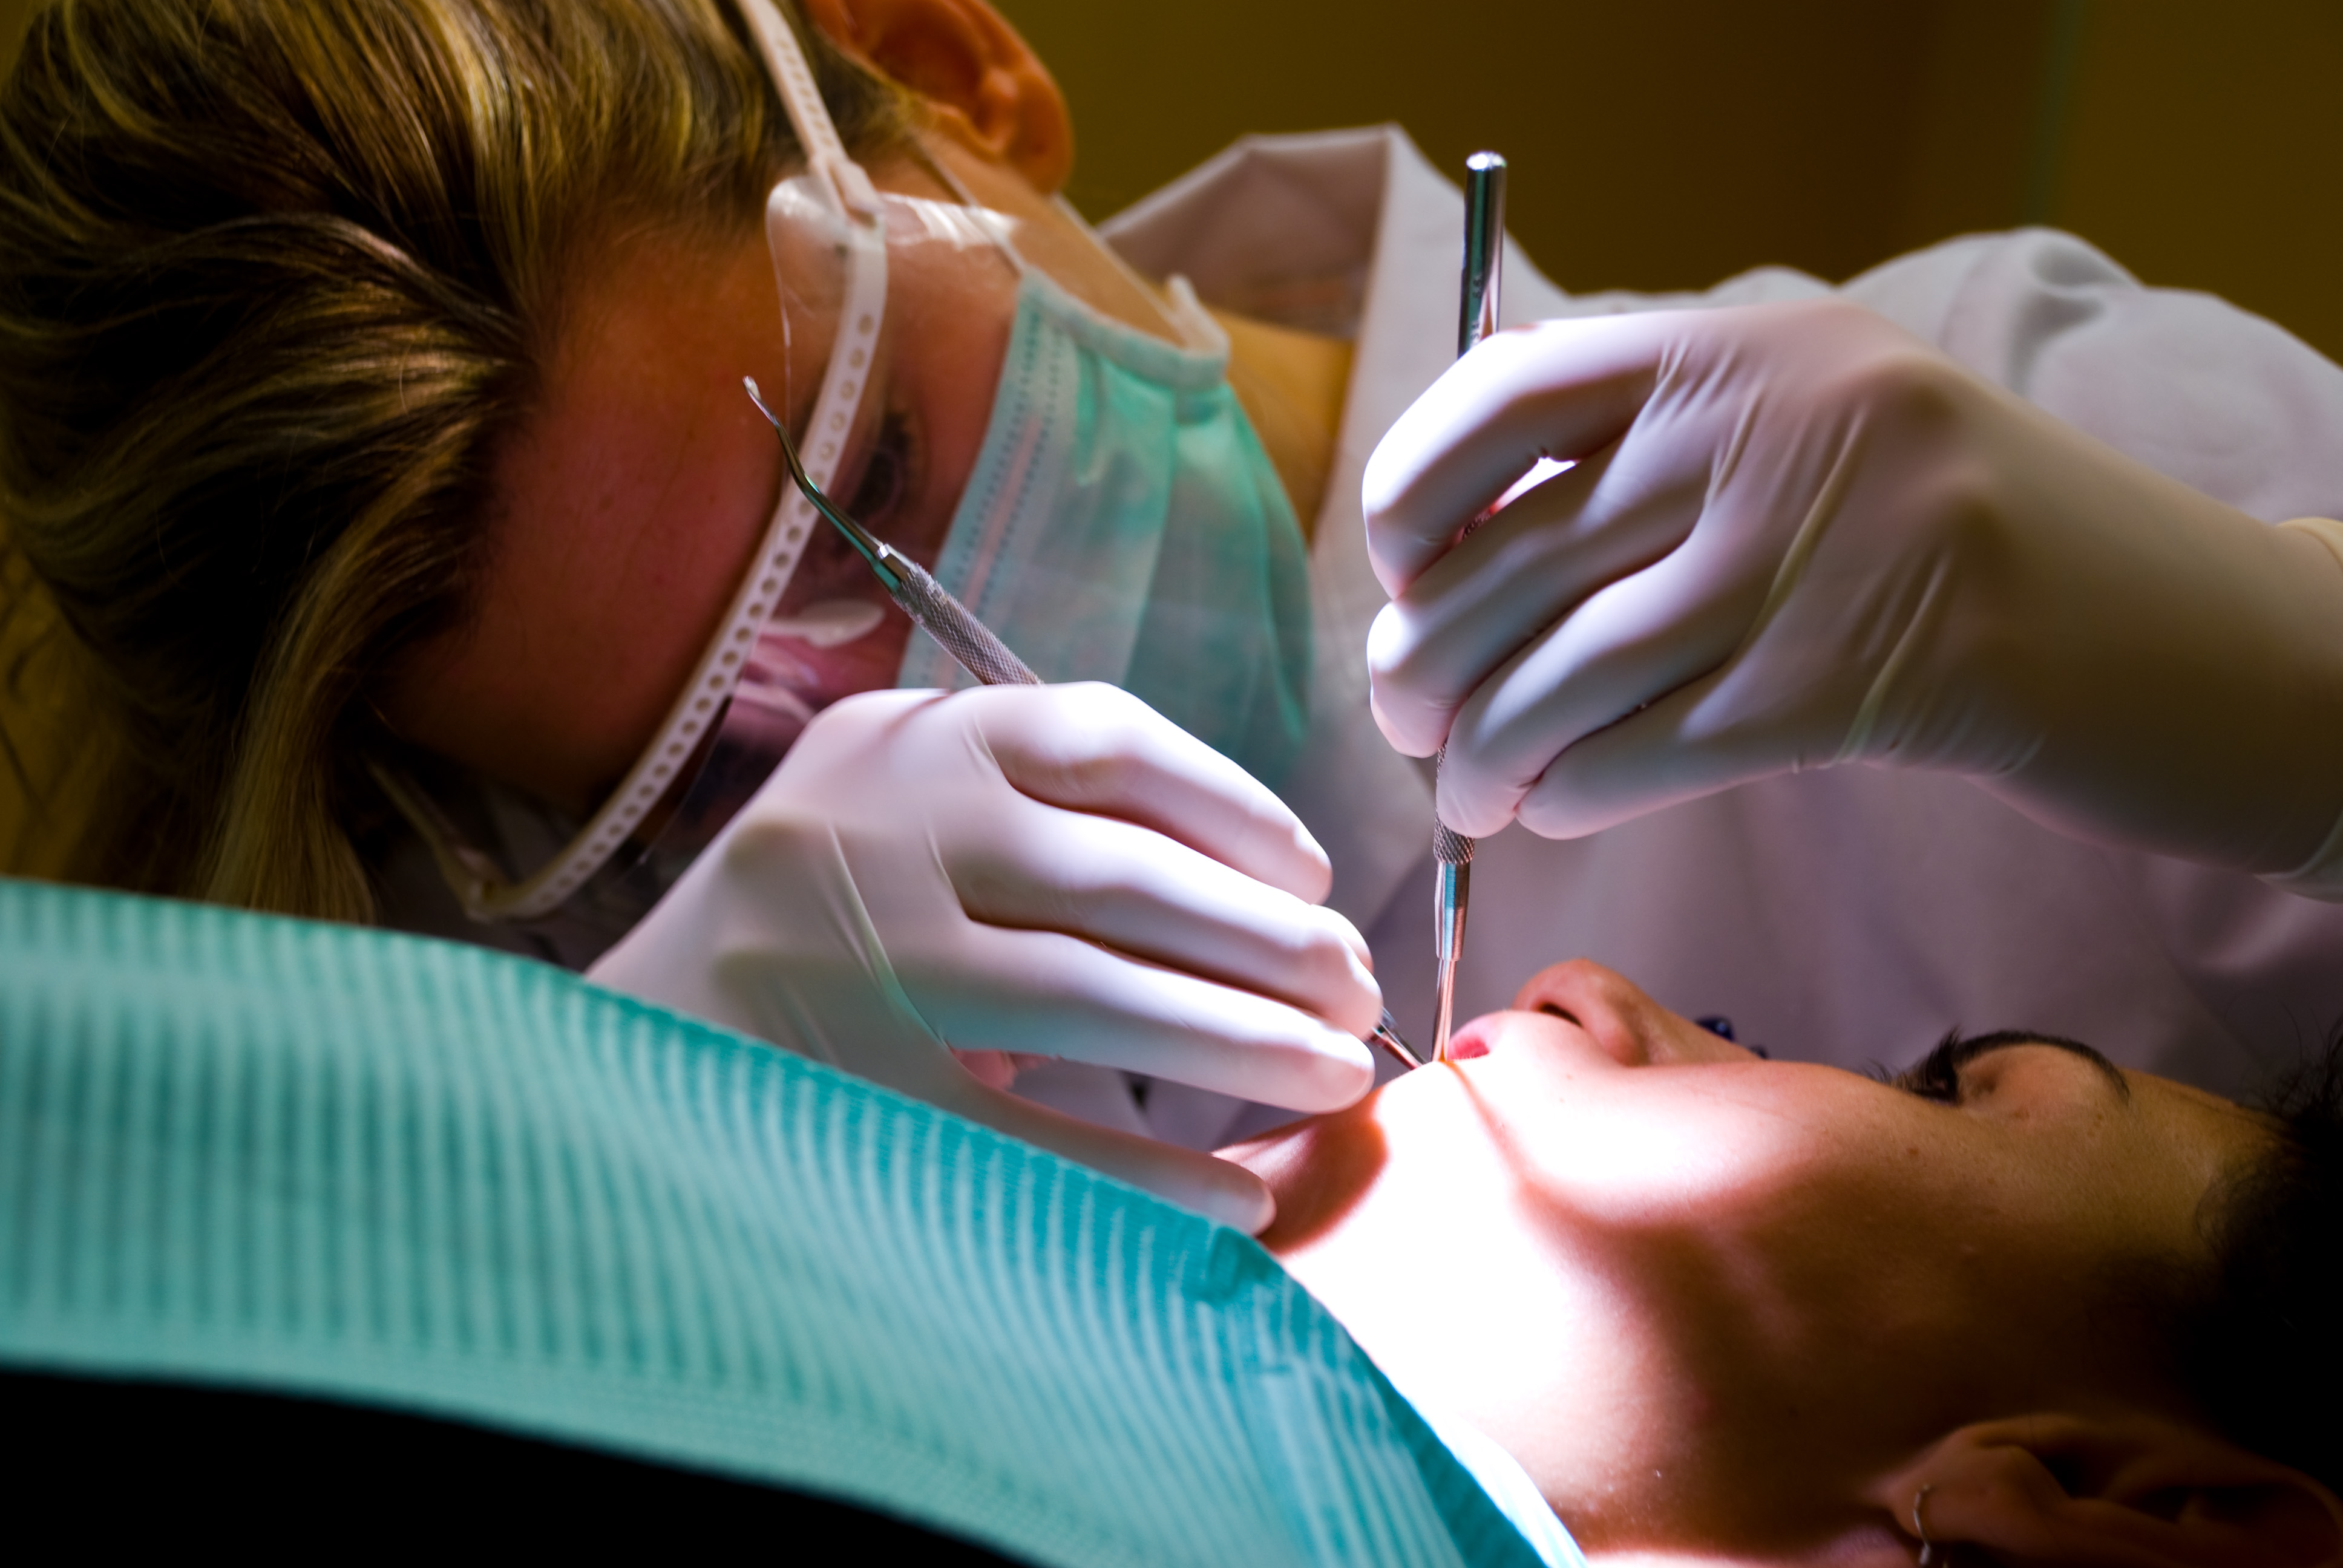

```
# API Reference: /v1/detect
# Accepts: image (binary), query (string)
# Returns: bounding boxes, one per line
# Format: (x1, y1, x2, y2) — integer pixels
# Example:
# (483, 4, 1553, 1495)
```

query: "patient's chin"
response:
(1217, 1042, 1605, 1521)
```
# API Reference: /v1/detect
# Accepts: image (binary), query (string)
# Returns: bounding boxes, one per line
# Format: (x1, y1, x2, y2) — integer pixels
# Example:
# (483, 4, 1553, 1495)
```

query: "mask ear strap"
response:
(1155, 274, 1230, 359)
(909, 129, 1219, 356)
(902, 137, 1029, 276)
(1046, 189, 1224, 357)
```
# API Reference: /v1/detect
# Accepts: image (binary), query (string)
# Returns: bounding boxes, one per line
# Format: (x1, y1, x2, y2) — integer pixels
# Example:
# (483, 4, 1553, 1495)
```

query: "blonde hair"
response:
(0, 0, 907, 919)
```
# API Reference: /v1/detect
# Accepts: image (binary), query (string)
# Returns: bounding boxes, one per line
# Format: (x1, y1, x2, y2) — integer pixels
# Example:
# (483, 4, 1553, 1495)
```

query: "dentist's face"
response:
(378, 133, 1177, 814)
(1226, 960, 2268, 1561)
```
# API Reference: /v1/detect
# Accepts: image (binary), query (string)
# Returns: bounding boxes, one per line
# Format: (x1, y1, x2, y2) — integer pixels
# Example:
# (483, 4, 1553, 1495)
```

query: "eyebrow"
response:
(1895, 1028, 2132, 1105)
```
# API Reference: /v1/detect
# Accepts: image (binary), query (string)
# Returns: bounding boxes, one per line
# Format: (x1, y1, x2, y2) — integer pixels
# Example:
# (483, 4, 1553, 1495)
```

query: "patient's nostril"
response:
(1537, 1003, 1578, 1024)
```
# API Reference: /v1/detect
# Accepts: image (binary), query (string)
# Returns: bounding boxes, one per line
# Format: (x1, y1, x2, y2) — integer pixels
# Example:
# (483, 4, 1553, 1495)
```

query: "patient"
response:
(1230, 961, 2343, 1567)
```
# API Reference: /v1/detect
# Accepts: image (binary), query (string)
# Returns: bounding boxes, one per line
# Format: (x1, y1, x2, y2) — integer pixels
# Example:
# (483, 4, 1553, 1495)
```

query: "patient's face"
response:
(1226, 960, 2270, 1561)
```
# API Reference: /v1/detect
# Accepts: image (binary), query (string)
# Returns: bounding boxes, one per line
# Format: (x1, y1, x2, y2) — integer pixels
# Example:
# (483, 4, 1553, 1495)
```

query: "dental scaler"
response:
(746, 377, 1040, 689)
(1430, 151, 1507, 1065)
(744, 378, 1424, 1074)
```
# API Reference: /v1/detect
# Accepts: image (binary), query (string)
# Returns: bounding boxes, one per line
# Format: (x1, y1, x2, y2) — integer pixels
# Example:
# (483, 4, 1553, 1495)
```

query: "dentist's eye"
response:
(848, 410, 913, 523)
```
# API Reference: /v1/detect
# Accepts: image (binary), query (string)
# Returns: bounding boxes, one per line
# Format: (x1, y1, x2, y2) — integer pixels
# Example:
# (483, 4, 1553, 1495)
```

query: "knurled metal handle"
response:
(1433, 746, 1475, 866)
(894, 556, 1041, 688)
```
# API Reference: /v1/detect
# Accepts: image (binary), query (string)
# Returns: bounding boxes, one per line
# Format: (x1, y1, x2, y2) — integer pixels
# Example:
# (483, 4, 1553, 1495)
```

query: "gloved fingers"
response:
(1512, 639, 1855, 838)
(1436, 528, 1765, 837)
(965, 682, 1336, 904)
(931, 1077, 1277, 1233)
(1363, 313, 1682, 596)
(1367, 438, 1709, 756)
(905, 921, 1377, 1112)
(940, 805, 1379, 1032)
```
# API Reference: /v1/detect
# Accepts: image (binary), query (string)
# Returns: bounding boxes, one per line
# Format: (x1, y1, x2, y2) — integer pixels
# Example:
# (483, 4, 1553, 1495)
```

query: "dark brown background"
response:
(998, 0, 2343, 361)
(3, 0, 2339, 356)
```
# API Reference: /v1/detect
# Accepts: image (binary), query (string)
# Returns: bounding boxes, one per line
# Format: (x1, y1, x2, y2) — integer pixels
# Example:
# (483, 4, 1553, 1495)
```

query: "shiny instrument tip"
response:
(1372, 1010, 1424, 1071)
(743, 377, 823, 514)
(743, 376, 780, 428)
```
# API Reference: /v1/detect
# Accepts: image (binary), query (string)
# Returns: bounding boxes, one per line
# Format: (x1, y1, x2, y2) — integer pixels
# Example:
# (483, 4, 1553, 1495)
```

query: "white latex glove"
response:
(1363, 299, 2343, 877)
(588, 682, 1381, 1232)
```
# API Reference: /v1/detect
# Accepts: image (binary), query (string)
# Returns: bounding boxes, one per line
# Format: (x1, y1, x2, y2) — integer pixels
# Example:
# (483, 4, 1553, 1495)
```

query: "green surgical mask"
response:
(896, 266, 1313, 789)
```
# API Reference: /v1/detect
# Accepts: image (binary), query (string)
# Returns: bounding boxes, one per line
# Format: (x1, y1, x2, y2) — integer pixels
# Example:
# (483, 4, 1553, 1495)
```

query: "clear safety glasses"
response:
(374, 0, 1020, 950)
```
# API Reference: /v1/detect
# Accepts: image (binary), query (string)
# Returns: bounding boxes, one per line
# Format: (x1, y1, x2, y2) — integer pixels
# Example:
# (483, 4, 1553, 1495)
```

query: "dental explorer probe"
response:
(1429, 152, 1507, 1067)
(747, 377, 1040, 688)
(744, 377, 1426, 1074)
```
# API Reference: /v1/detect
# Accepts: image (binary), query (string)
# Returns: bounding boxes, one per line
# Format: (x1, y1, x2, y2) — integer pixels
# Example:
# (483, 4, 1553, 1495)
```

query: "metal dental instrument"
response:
(746, 377, 1427, 1076)
(746, 376, 1040, 688)
(1372, 1010, 1425, 1070)
(1430, 151, 1507, 1066)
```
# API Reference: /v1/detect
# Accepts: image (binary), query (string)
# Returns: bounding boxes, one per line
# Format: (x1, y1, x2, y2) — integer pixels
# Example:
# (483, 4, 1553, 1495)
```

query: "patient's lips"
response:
(1443, 1016, 1493, 1060)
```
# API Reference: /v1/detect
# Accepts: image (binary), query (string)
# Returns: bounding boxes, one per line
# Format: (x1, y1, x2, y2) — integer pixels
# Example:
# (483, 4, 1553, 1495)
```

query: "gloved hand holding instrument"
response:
(1362, 298, 2343, 886)
(592, 384, 1384, 1234)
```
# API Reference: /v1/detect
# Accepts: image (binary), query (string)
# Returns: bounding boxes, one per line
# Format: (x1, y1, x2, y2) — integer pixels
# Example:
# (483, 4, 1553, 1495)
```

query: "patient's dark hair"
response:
(2177, 1033, 2343, 1494)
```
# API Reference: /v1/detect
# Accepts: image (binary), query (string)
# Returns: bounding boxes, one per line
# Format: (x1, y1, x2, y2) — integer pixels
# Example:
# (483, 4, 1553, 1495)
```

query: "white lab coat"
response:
(1092, 125, 2343, 1141)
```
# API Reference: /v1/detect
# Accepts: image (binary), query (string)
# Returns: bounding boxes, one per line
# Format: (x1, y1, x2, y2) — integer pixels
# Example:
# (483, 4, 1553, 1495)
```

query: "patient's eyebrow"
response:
(1896, 1029, 2132, 1105)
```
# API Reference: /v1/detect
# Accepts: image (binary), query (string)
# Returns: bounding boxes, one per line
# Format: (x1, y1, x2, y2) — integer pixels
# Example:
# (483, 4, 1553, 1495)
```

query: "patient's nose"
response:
(1509, 959, 1756, 1069)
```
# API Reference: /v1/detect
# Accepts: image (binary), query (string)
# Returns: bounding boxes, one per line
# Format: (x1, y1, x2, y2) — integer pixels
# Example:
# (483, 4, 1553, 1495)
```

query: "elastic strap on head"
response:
(736, 0, 884, 221)
(450, 0, 891, 921)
